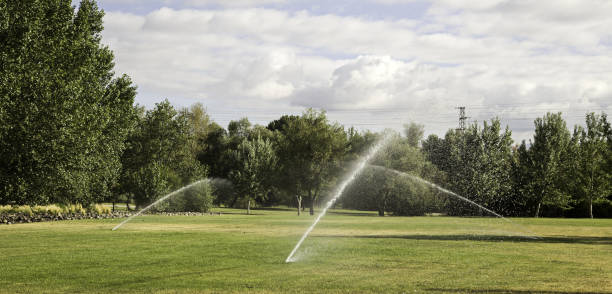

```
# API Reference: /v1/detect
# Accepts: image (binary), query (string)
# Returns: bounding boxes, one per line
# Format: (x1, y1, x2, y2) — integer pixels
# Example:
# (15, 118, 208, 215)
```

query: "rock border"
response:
(0, 211, 222, 225)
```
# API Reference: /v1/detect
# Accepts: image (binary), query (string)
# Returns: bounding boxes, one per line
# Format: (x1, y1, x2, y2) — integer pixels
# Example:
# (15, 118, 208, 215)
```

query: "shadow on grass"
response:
(103, 266, 242, 289)
(327, 211, 379, 217)
(426, 288, 610, 294)
(316, 234, 612, 245)
(252, 207, 296, 212)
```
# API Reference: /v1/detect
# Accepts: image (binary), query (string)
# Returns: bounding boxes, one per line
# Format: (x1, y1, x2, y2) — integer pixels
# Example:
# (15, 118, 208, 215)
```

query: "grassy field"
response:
(1, 208, 611, 293)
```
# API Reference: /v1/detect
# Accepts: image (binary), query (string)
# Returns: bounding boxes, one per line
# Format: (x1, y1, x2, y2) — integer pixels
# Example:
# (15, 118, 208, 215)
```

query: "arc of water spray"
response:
(285, 136, 391, 263)
(111, 179, 207, 231)
(370, 165, 539, 238)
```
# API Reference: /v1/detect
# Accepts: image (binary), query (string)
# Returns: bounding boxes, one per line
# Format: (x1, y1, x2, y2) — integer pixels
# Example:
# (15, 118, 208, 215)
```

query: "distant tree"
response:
(182, 103, 211, 156)
(276, 109, 347, 215)
(228, 136, 277, 214)
(404, 122, 425, 148)
(120, 100, 206, 209)
(197, 122, 229, 178)
(368, 133, 444, 216)
(346, 127, 380, 160)
(572, 113, 611, 218)
(267, 115, 299, 132)
(422, 119, 514, 216)
(0, 0, 136, 205)
(228, 117, 251, 139)
(528, 112, 572, 217)
(509, 141, 533, 216)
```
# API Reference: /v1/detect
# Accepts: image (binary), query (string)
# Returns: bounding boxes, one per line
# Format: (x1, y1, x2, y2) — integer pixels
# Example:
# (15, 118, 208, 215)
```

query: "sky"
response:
(82, 0, 612, 143)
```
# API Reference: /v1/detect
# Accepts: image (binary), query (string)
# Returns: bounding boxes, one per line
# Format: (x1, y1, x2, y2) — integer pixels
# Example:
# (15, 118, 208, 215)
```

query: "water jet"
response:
(285, 136, 391, 263)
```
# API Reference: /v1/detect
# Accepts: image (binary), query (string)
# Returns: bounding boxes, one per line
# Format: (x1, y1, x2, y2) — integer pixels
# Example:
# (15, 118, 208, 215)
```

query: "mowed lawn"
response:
(1, 208, 611, 293)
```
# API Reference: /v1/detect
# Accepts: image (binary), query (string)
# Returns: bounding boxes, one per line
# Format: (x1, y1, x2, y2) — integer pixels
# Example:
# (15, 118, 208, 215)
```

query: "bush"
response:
(32, 205, 48, 214)
(0, 205, 12, 214)
(15, 205, 33, 216)
(92, 204, 111, 215)
(46, 204, 63, 216)
(162, 181, 213, 212)
(65, 204, 86, 214)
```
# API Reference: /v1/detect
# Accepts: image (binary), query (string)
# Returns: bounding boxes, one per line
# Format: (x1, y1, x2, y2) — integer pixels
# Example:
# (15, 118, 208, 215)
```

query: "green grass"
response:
(1, 208, 611, 293)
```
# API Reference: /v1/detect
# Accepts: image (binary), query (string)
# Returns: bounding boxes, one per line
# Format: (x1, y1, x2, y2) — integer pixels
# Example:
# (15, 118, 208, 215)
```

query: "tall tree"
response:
(422, 119, 514, 216)
(404, 122, 425, 148)
(572, 113, 611, 218)
(0, 0, 136, 205)
(120, 100, 206, 208)
(276, 109, 347, 215)
(228, 136, 277, 214)
(528, 112, 572, 217)
(509, 141, 533, 216)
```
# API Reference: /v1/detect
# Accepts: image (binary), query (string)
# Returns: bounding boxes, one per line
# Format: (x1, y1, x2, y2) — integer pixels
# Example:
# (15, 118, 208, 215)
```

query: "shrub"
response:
(32, 205, 48, 214)
(0, 205, 13, 214)
(165, 181, 213, 212)
(15, 205, 33, 216)
(93, 204, 111, 215)
(46, 204, 63, 216)
(65, 204, 86, 214)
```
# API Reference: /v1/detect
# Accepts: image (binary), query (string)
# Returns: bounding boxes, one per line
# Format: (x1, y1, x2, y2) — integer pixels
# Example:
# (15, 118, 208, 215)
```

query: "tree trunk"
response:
(112, 201, 115, 212)
(230, 194, 239, 208)
(308, 190, 314, 215)
(589, 197, 593, 219)
(535, 202, 541, 218)
(378, 194, 386, 216)
(296, 195, 302, 216)
(309, 200, 314, 215)
(247, 199, 251, 215)
(126, 199, 131, 211)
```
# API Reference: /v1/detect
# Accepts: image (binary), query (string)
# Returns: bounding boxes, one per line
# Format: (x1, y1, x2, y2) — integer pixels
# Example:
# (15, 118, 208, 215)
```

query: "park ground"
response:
(0, 208, 611, 293)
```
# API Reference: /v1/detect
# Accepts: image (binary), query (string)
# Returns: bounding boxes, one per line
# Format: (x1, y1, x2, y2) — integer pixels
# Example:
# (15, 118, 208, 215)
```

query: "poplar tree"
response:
(228, 136, 277, 214)
(572, 113, 610, 218)
(0, 0, 136, 205)
(528, 112, 572, 217)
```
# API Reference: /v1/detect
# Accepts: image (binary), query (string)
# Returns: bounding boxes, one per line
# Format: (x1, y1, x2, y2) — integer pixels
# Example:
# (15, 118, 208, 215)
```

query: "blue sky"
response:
(80, 0, 612, 142)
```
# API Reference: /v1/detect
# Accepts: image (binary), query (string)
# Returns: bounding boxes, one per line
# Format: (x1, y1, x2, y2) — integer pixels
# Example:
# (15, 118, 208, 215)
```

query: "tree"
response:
(276, 109, 347, 215)
(509, 141, 533, 216)
(120, 100, 206, 209)
(572, 113, 610, 218)
(422, 119, 514, 216)
(228, 136, 277, 214)
(0, 0, 136, 205)
(197, 122, 229, 178)
(528, 112, 572, 217)
(404, 122, 425, 148)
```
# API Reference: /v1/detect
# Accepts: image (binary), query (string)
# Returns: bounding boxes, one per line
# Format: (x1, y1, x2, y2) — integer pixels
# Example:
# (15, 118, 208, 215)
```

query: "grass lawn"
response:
(1, 208, 611, 293)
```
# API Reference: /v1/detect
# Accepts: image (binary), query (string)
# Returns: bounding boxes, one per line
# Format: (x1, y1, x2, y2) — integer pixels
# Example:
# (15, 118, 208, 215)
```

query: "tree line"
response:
(1, 0, 611, 218)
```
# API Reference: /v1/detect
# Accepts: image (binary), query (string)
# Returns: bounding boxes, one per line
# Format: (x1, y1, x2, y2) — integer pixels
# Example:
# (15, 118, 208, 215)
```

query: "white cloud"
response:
(100, 2, 612, 142)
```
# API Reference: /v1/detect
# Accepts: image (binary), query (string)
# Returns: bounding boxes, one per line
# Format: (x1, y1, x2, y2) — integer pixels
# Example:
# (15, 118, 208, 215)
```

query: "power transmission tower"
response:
(456, 106, 469, 132)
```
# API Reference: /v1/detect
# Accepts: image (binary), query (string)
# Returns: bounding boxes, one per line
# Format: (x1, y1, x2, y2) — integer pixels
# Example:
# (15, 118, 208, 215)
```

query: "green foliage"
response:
(344, 133, 443, 216)
(64, 203, 86, 214)
(92, 204, 111, 215)
(161, 181, 213, 212)
(46, 204, 63, 216)
(403, 122, 425, 148)
(0, 204, 12, 214)
(527, 112, 572, 216)
(421, 118, 515, 216)
(14, 205, 33, 216)
(228, 136, 278, 213)
(0, 0, 136, 205)
(567, 112, 611, 218)
(275, 109, 348, 214)
(119, 100, 207, 208)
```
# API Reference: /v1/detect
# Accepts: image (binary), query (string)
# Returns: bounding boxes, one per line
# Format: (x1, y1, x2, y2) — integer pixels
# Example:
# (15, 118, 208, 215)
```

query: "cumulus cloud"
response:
(100, 1, 612, 142)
